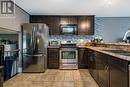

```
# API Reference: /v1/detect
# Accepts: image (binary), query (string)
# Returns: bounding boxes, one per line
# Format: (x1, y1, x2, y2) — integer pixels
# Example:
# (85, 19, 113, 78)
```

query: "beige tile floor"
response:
(4, 69, 99, 87)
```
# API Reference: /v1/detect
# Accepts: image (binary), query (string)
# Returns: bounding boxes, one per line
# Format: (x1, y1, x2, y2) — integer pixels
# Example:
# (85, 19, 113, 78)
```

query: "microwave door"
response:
(62, 27, 74, 35)
(60, 24, 78, 35)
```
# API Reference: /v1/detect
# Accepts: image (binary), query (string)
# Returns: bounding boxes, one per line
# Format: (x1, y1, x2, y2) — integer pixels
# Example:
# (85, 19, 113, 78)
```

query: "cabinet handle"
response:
(106, 65, 109, 71)
(105, 65, 109, 72)
(104, 65, 107, 70)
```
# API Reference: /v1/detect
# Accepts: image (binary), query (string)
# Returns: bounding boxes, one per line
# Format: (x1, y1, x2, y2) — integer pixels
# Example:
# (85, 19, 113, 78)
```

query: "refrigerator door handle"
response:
(43, 54, 46, 56)
(26, 54, 43, 57)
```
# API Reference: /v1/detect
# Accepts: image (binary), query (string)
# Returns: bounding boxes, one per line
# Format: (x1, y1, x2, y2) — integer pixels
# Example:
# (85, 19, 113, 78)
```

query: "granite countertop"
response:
(97, 43, 130, 46)
(48, 44, 130, 61)
(78, 46, 130, 62)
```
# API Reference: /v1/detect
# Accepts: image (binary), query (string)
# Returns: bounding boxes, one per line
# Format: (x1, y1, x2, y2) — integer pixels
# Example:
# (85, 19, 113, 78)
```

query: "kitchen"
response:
(0, 0, 130, 87)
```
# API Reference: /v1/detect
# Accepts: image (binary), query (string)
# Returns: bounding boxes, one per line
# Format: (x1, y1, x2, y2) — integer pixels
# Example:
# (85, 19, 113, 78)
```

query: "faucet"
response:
(123, 29, 130, 41)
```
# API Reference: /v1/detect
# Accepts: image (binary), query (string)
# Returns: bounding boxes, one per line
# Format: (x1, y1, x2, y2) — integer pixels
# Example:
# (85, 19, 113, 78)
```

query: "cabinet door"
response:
(87, 16, 94, 34)
(30, 16, 60, 35)
(0, 68, 3, 87)
(78, 16, 94, 35)
(78, 48, 86, 68)
(87, 49, 95, 75)
(109, 56, 128, 87)
(96, 52, 109, 87)
(30, 16, 50, 24)
(60, 16, 77, 24)
(49, 17, 60, 35)
(38, 16, 60, 35)
(47, 48, 59, 69)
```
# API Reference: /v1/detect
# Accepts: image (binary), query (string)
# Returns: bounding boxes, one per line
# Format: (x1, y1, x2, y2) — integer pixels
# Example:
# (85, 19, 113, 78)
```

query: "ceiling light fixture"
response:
(105, 0, 112, 5)
(108, 0, 112, 5)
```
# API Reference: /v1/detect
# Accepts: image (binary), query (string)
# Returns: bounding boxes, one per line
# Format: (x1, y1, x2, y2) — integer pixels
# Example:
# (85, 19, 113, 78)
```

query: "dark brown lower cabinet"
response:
(78, 48, 86, 68)
(86, 49, 99, 82)
(87, 48, 129, 87)
(47, 48, 59, 69)
(0, 67, 3, 87)
(87, 49, 96, 75)
(109, 56, 129, 87)
(96, 52, 109, 87)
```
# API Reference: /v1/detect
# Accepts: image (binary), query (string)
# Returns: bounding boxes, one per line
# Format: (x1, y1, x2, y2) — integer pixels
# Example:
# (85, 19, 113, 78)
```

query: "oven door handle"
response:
(60, 49, 78, 51)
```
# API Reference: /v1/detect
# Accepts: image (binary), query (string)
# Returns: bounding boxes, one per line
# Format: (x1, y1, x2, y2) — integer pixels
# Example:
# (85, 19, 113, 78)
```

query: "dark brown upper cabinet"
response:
(78, 16, 94, 35)
(49, 17, 60, 35)
(60, 16, 78, 24)
(30, 15, 95, 35)
(30, 16, 60, 35)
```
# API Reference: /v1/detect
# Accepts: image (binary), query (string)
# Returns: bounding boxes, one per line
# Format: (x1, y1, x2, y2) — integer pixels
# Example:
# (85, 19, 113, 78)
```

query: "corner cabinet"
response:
(87, 48, 129, 87)
(86, 49, 96, 75)
(96, 52, 109, 87)
(86, 49, 98, 82)
(47, 48, 59, 69)
(78, 16, 94, 35)
(78, 48, 86, 68)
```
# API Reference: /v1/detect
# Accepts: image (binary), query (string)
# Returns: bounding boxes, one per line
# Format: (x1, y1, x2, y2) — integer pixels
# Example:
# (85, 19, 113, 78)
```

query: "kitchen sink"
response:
(102, 49, 130, 56)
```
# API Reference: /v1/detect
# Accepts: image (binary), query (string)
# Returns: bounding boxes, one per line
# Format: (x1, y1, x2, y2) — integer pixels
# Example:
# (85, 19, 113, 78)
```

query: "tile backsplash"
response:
(95, 17, 102, 36)
(49, 35, 94, 45)
(49, 35, 94, 41)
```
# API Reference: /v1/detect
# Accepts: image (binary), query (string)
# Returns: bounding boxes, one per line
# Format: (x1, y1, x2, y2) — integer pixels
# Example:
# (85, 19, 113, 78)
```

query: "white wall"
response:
(99, 17, 130, 43)
(0, 5, 29, 31)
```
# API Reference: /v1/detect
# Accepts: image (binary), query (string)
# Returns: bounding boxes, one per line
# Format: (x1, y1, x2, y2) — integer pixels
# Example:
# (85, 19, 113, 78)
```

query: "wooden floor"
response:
(4, 69, 99, 87)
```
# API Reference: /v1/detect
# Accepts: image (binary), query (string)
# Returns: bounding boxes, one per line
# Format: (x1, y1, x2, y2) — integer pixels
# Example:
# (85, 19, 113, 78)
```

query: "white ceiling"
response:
(15, 0, 130, 17)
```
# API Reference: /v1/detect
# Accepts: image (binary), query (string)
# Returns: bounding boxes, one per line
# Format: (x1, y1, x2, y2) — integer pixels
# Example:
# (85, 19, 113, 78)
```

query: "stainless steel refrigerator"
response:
(22, 23, 48, 72)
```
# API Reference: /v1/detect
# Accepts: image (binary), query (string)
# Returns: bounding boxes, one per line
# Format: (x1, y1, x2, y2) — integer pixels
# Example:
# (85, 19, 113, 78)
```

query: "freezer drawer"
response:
(22, 54, 46, 72)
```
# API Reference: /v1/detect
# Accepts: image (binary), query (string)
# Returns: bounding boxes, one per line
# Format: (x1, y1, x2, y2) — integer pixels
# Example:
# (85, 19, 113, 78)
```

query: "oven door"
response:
(60, 48, 78, 64)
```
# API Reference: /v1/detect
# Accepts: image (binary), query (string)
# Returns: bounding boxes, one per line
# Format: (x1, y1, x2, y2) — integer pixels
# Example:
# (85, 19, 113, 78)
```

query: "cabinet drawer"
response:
(48, 63, 59, 69)
(48, 56, 59, 60)
(48, 59, 59, 61)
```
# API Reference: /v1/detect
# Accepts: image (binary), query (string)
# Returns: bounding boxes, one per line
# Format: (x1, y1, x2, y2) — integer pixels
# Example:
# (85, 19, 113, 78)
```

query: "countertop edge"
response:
(78, 46, 130, 62)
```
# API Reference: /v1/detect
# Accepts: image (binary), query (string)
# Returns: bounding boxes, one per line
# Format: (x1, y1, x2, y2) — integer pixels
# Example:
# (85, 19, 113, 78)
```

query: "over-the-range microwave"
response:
(60, 24, 78, 35)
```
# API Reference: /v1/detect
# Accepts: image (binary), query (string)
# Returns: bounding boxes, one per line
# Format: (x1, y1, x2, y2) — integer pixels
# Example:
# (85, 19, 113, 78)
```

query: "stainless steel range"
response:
(60, 41, 78, 69)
